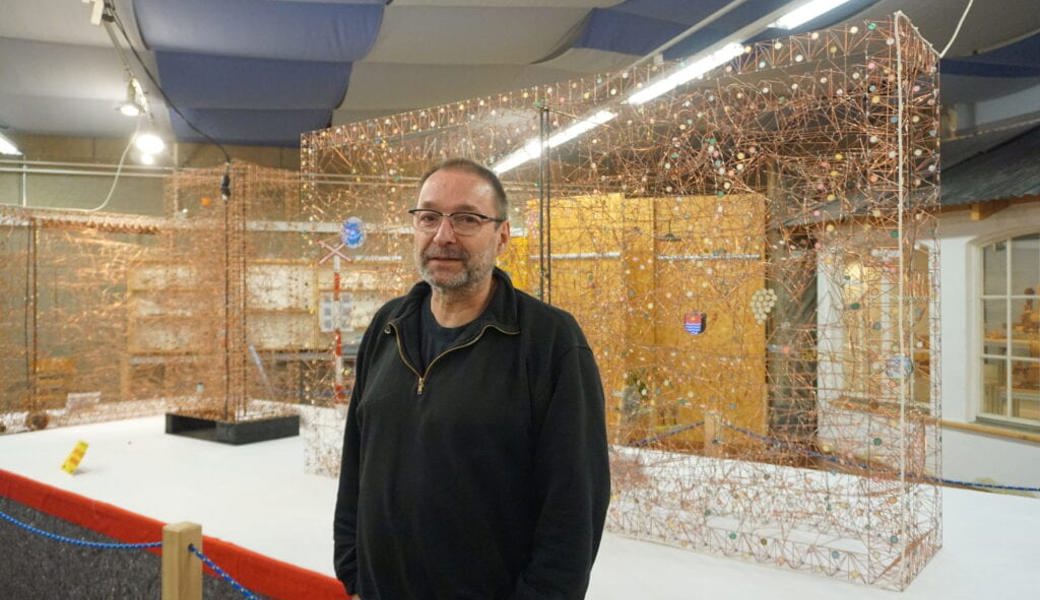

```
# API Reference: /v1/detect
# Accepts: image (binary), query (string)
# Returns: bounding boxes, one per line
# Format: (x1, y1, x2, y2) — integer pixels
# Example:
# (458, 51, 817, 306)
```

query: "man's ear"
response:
(496, 220, 511, 256)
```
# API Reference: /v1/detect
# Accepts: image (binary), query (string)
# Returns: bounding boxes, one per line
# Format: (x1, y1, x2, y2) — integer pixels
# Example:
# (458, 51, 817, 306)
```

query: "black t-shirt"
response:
(418, 296, 468, 372)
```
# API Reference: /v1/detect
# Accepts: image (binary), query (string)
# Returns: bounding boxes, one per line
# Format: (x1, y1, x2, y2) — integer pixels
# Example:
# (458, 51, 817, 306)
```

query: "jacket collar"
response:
(388, 266, 520, 335)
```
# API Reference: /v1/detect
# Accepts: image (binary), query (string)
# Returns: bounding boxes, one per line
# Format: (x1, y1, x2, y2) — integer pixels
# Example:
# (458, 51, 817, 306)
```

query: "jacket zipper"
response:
(386, 322, 518, 395)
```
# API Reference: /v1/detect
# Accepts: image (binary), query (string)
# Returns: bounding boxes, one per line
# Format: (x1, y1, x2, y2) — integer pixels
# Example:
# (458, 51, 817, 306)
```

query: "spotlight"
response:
(117, 79, 144, 118)
(134, 132, 165, 155)
(138, 152, 156, 165)
(119, 102, 141, 117)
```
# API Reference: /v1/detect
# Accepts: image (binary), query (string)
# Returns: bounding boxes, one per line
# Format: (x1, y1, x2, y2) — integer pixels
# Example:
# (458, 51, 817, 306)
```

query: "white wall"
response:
(938, 203, 1040, 496)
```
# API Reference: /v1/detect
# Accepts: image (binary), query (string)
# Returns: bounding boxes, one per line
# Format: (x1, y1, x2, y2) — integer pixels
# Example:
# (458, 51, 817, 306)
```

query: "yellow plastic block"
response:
(61, 440, 89, 474)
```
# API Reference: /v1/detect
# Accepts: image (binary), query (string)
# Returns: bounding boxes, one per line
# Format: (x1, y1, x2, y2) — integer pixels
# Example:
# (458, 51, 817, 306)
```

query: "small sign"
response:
(885, 356, 914, 379)
(684, 312, 707, 335)
(319, 293, 353, 333)
(340, 217, 365, 249)
(61, 440, 89, 474)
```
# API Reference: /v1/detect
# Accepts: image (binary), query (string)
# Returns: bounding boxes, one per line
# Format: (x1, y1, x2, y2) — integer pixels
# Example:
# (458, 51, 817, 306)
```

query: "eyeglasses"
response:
(408, 208, 505, 236)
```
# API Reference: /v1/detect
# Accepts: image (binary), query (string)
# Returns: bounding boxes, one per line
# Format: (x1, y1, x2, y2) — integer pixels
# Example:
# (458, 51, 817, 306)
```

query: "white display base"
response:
(0, 416, 1036, 599)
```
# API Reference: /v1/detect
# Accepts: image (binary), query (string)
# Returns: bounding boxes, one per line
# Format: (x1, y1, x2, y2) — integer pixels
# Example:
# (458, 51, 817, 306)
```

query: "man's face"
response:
(413, 169, 509, 293)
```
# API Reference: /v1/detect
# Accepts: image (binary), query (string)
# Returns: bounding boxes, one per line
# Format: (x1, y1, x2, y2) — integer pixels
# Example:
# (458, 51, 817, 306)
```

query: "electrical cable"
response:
(939, 0, 975, 58)
(85, 115, 141, 212)
(104, 3, 230, 164)
(102, 1, 233, 199)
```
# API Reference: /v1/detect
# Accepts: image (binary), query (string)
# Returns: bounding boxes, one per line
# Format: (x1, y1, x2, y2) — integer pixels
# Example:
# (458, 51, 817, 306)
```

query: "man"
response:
(334, 158, 610, 599)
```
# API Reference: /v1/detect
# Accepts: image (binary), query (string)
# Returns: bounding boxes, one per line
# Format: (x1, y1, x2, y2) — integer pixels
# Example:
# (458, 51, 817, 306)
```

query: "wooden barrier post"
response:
(162, 521, 202, 600)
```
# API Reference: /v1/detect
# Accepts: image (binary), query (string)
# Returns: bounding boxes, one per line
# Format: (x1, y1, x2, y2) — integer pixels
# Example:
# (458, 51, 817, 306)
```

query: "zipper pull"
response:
(417, 376, 425, 395)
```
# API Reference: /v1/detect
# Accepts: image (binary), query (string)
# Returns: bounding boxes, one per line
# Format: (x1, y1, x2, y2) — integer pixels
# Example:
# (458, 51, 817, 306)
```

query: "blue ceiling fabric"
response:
(573, 10, 687, 57)
(133, 0, 384, 61)
(132, 0, 385, 147)
(942, 31, 1040, 78)
(156, 52, 352, 110)
(573, 0, 734, 56)
(170, 108, 333, 147)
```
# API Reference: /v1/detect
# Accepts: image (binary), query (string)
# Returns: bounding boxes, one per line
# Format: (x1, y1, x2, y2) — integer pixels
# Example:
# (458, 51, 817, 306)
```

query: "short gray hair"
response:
(419, 158, 508, 219)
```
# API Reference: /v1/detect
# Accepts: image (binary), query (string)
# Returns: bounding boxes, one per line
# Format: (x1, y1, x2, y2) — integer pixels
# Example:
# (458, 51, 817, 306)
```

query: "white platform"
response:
(1, 416, 1037, 599)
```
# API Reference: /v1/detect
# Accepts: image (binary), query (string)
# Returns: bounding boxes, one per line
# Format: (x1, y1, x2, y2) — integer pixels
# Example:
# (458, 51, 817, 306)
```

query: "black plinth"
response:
(165, 412, 299, 445)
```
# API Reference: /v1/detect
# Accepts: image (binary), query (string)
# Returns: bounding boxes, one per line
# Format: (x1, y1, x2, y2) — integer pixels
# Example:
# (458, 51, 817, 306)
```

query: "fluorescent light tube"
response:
(492, 110, 616, 174)
(626, 42, 745, 106)
(770, 0, 852, 30)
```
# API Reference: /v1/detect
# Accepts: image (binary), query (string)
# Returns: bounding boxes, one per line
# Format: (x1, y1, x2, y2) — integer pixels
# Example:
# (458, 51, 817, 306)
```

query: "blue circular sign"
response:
(341, 217, 365, 249)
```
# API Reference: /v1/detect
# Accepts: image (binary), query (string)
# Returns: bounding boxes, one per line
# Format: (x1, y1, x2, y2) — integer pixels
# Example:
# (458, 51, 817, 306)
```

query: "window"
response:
(980, 233, 1040, 426)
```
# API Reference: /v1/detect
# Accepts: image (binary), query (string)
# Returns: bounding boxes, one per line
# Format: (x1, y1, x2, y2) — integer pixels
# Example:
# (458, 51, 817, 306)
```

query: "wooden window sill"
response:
(942, 420, 1040, 444)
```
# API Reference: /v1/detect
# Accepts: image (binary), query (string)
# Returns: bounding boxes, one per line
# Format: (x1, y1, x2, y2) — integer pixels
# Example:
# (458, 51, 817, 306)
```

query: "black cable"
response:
(103, 2, 233, 199)
(104, 4, 230, 163)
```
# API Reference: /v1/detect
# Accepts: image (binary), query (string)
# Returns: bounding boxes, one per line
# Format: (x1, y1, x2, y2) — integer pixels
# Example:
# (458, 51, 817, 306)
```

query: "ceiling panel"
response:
(0, 0, 111, 46)
(0, 39, 126, 100)
(0, 94, 142, 138)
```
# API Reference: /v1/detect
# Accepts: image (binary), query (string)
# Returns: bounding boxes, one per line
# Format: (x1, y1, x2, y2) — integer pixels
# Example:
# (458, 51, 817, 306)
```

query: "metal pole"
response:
(223, 194, 231, 420)
(538, 106, 553, 305)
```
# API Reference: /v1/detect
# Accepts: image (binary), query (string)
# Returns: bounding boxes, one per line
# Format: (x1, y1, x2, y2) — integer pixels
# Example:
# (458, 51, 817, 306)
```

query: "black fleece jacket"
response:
(334, 268, 610, 599)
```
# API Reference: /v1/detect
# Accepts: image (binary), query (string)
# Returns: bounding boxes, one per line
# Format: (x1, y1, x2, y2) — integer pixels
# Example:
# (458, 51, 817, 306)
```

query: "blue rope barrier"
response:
(718, 422, 1040, 493)
(0, 508, 162, 550)
(188, 543, 259, 600)
(923, 477, 1040, 493)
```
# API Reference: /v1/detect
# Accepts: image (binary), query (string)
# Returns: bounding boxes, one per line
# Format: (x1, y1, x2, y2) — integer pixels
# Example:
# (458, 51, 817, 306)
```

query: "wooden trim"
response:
(941, 194, 1040, 214)
(971, 199, 1010, 221)
(942, 419, 1040, 444)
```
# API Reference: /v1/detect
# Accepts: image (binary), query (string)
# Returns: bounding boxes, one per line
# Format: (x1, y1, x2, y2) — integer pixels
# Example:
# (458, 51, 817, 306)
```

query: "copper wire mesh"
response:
(0, 164, 315, 429)
(0, 208, 159, 430)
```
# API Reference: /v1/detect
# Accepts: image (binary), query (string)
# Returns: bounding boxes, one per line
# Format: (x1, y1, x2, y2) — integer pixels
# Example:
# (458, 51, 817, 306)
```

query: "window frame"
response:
(976, 231, 1040, 429)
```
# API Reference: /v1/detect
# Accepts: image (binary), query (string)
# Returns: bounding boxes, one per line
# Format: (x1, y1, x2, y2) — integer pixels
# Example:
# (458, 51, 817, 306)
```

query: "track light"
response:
(117, 78, 146, 118)
(119, 101, 141, 117)
(134, 131, 165, 155)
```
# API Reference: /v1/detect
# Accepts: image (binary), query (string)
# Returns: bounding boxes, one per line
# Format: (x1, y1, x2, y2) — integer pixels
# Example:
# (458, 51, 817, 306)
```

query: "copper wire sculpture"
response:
(0, 14, 941, 589)
(300, 15, 941, 589)
(0, 164, 311, 428)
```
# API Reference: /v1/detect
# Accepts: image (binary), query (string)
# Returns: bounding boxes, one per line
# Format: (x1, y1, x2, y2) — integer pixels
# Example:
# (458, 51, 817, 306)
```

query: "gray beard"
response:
(416, 249, 495, 294)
